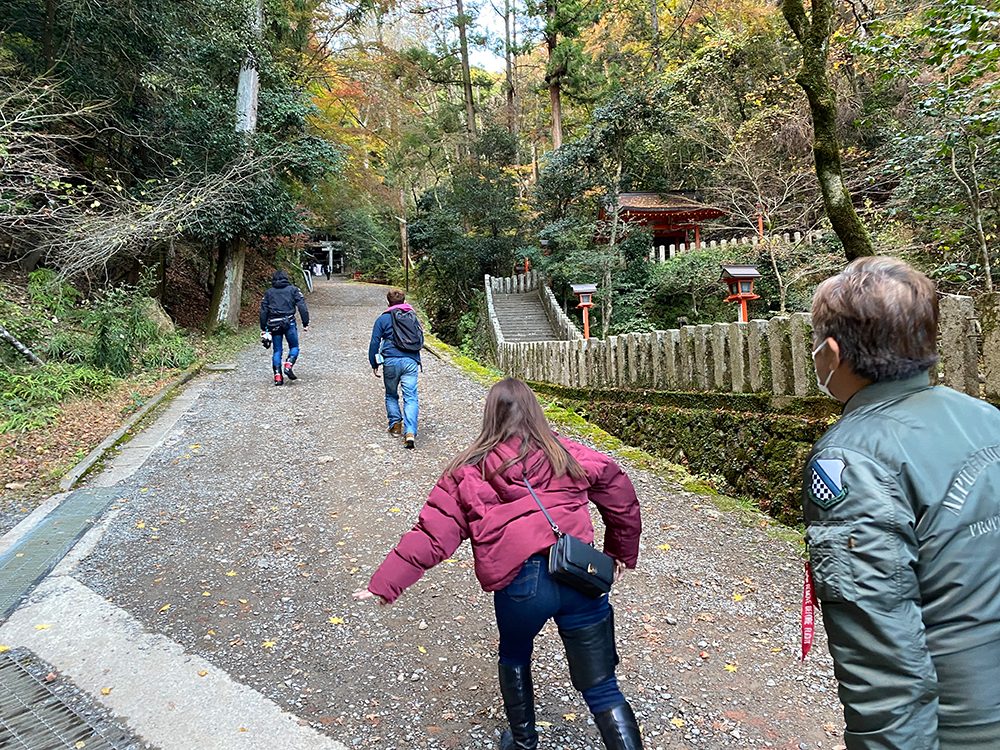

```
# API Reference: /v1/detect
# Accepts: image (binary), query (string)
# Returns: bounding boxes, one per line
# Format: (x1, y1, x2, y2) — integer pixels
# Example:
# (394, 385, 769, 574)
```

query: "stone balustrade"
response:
(485, 281, 999, 403)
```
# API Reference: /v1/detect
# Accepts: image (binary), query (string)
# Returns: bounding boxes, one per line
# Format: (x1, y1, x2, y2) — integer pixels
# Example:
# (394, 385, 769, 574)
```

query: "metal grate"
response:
(0, 650, 135, 750)
(0, 489, 120, 620)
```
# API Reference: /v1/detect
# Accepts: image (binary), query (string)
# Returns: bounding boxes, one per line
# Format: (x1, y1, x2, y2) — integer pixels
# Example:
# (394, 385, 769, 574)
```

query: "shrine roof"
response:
(615, 192, 725, 216)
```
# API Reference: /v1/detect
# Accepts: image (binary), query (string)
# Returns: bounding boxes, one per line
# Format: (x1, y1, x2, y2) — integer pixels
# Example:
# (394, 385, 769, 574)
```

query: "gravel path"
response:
(73, 278, 843, 750)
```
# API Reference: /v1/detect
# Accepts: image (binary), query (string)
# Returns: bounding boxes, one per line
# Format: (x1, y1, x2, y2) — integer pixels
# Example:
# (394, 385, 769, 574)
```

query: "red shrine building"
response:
(600, 192, 726, 261)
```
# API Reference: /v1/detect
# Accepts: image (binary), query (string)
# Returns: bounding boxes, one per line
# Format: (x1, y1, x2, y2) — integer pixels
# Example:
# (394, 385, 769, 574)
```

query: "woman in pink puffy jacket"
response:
(354, 378, 642, 750)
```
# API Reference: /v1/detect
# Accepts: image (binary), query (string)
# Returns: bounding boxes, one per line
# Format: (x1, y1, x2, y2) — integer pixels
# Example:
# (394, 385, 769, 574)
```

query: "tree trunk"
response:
(208, 0, 262, 333)
(504, 0, 516, 134)
(0, 321, 44, 366)
(601, 159, 624, 339)
(650, 0, 660, 72)
(206, 237, 247, 331)
(782, 0, 873, 262)
(951, 144, 994, 292)
(43, 0, 57, 72)
(457, 0, 478, 141)
(545, 0, 563, 150)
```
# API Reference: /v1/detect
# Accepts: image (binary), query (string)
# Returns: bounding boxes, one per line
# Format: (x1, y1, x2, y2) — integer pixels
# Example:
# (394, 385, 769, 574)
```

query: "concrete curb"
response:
(58, 361, 204, 492)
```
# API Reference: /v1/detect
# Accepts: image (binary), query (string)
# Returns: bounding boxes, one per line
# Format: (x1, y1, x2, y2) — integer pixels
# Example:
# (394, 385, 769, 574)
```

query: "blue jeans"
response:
(383, 356, 418, 435)
(494, 555, 625, 713)
(272, 322, 299, 369)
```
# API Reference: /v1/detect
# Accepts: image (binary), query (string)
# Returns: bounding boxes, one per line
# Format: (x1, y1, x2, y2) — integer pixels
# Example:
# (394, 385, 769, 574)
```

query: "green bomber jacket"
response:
(801, 371, 1000, 750)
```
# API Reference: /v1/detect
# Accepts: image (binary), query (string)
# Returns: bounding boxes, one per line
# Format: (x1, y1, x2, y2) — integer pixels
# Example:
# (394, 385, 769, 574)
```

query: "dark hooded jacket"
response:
(259, 270, 309, 330)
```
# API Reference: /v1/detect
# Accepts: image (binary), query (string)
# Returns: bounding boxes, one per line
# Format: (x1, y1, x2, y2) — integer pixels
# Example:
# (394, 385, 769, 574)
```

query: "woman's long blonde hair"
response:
(445, 379, 584, 479)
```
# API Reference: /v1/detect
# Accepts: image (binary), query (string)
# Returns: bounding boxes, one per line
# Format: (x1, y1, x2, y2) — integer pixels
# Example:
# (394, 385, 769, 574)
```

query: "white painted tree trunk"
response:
(208, 0, 263, 332)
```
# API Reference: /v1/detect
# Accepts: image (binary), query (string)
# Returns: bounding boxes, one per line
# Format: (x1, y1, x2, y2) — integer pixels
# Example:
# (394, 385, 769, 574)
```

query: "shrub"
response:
(140, 334, 197, 370)
(87, 281, 160, 376)
(28, 268, 80, 316)
(0, 363, 118, 433)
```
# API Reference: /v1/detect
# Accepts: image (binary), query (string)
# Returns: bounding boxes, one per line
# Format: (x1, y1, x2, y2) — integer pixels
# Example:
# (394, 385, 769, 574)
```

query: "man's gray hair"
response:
(811, 257, 939, 382)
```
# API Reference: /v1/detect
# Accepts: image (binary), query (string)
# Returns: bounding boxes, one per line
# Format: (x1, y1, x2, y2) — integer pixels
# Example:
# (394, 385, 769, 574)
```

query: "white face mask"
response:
(812, 339, 836, 398)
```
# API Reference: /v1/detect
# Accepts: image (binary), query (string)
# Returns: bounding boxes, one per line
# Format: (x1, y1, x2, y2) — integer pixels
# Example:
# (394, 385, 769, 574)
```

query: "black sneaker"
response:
(274, 372, 283, 386)
(284, 362, 297, 380)
(404, 433, 415, 449)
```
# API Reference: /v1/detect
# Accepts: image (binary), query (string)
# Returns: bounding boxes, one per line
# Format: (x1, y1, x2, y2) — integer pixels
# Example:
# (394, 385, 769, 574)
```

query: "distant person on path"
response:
(803, 257, 1000, 749)
(323, 264, 331, 280)
(260, 270, 309, 386)
(368, 288, 422, 449)
(354, 379, 643, 750)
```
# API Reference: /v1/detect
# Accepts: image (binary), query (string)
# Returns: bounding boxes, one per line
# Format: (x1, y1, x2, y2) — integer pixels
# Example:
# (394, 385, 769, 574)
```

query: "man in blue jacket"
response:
(803, 257, 1000, 749)
(369, 289, 421, 449)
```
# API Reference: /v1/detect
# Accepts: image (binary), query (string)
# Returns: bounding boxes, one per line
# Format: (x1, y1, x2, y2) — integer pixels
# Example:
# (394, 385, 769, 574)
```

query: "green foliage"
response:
(45, 330, 92, 364)
(141, 334, 197, 370)
(28, 269, 80, 316)
(0, 363, 118, 433)
(86, 281, 160, 376)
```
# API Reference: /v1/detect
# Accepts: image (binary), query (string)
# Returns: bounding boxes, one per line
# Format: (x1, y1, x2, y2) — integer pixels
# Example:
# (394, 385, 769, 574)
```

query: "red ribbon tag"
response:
(802, 561, 818, 660)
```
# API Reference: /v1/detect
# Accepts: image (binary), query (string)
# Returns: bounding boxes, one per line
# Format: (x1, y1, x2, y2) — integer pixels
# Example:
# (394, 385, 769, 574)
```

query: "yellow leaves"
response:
(0, 645, 8, 653)
(238, 727, 248, 732)
(418, 646, 427, 654)
(563, 713, 577, 721)
(329, 617, 345, 625)
(670, 717, 686, 728)
(225, 570, 237, 577)
(218, 601, 227, 606)
(101, 687, 112, 695)
(657, 544, 671, 551)
(390, 508, 401, 512)
(202, 591, 210, 597)
(198, 670, 209, 677)
(238, 599, 248, 604)
(136, 521, 145, 529)
(35, 624, 51, 631)
(442, 559, 457, 563)
(262, 641, 276, 649)
(724, 663, 738, 673)
(76, 742, 87, 749)
(158, 604, 171, 613)
(733, 593, 743, 601)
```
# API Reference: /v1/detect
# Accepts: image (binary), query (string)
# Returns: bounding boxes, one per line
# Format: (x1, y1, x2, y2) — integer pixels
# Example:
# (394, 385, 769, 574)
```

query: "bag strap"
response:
(523, 471, 563, 538)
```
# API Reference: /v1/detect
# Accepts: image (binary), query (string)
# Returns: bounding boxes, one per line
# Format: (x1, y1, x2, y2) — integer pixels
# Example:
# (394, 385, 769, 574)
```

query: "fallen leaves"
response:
(225, 570, 237, 577)
(198, 670, 209, 677)
(724, 663, 738, 672)
(329, 617, 345, 625)
(670, 717, 686, 728)
(35, 624, 51, 631)
(0, 645, 8, 653)
(657, 543, 671, 551)
(158, 604, 171, 613)
(563, 713, 577, 721)
(101, 687, 112, 695)
(262, 641, 276, 648)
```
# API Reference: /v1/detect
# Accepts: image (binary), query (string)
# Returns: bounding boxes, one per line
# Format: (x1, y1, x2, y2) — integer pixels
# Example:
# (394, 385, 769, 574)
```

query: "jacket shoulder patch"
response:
(809, 458, 847, 509)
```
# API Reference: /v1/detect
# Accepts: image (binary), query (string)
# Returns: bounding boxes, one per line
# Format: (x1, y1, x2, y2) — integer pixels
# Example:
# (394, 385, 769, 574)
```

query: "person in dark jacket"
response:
(803, 257, 1000, 749)
(260, 270, 309, 386)
(369, 288, 421, 448)
(355, 378, 643, 750)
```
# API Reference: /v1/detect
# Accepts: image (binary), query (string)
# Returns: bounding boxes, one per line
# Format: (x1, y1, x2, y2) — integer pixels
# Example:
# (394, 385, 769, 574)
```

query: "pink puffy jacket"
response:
(367, 438, 641, 604)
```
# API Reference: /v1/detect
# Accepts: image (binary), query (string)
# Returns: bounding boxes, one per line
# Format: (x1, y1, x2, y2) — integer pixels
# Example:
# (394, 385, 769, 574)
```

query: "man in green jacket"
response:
(803, 257, 1000, 750)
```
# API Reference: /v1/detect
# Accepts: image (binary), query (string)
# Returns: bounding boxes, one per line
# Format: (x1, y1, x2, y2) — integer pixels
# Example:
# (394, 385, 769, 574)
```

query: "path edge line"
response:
(58, 361, 204, 492)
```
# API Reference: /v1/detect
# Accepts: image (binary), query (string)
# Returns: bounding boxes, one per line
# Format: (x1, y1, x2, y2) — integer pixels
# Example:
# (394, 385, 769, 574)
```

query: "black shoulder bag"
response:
(523, 472, 614, 598)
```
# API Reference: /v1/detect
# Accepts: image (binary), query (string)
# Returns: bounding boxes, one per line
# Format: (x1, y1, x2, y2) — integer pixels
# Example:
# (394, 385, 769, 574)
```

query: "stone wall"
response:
(483, 271, 582, 362)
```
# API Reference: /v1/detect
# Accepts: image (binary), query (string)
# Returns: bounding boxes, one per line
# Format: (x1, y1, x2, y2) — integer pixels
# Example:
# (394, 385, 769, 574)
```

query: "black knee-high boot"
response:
(498, 663, 538, 750)
(594, 703, 642, 750)
(560, 613, 642, 750)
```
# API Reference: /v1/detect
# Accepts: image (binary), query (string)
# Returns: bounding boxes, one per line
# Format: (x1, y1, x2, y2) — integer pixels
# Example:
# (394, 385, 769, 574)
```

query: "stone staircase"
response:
(492, 292, 561, 342)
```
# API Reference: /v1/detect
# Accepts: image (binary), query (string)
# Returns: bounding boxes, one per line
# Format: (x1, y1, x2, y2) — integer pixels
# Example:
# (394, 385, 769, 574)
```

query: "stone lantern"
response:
(571, 283, 597, 339)
(719, 265, 761, 323)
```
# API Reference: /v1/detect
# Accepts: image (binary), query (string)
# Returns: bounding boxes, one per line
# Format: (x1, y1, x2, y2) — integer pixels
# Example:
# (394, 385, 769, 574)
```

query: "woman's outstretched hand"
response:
(614, 560, 627, 582)
(353, 588, 389, 605)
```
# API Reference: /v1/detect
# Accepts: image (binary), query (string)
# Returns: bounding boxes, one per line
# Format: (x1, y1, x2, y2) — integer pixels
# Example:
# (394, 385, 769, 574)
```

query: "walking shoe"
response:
(388, 422, 403, 436)
(405, 433, 415, 449)
(284, 361, 297, 380)
(274, 372, 283, 386)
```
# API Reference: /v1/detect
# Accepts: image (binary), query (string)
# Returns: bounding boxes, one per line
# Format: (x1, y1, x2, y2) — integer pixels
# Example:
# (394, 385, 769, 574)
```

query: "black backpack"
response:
(390, 308, 424, 352)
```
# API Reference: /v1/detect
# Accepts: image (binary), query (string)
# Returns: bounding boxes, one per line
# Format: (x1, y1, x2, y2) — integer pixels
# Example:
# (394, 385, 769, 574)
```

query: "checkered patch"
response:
(809, 458, 847, 509)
